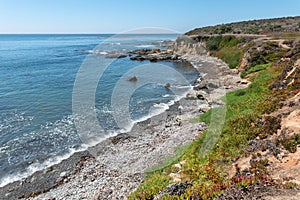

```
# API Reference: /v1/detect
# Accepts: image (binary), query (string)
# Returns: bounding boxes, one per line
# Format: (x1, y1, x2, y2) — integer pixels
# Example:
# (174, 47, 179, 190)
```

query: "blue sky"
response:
(0, 0, 299, 34)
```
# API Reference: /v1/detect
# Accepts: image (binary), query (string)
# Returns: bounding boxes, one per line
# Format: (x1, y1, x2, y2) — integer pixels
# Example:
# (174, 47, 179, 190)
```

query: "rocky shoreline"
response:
(0, 40, 247, 199)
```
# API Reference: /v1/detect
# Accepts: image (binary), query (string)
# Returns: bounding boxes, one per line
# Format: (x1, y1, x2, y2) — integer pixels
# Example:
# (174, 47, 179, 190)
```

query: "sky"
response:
(0, 0, 299, 34)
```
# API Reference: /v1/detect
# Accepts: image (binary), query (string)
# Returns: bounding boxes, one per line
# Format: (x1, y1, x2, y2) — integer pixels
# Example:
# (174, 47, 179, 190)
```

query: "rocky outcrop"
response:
(173, 35, 207, 56)
(105, 54, 127, 59)
(102, 35, 207, 62)
(130, 49, 178, 62)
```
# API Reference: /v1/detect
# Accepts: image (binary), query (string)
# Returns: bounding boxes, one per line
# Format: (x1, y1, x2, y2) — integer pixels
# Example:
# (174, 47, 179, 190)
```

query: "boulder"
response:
(186, 90, 207, 100)
(206, 80, 220, 88)
(128, 76, 137, 82)
(193, 80, 208, 90)
(165, 83, 171, 89)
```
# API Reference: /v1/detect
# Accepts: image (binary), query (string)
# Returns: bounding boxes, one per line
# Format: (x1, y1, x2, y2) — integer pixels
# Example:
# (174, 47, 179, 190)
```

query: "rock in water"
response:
(165, 83, 171, 89)
(105, 54, 127, 59)
(128, 76, 137, 82)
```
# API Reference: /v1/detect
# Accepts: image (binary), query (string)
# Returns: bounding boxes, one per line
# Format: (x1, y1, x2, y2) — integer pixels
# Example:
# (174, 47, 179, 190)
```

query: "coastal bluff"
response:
(1, 16, 300, 199)
(130, 17, 300, 199)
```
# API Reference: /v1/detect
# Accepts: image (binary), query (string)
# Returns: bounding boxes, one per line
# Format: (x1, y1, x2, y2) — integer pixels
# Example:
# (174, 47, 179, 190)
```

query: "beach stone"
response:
(175, 115, 182, 126)
(60, 171, 68, 177)
(199, 105, 211, 113)
(186, 90, 207, 100)
(207, 80, 220, 88)
(231, 69, 240, 74)
(241, 80, 249, 84)
(193, 80, 208, 90)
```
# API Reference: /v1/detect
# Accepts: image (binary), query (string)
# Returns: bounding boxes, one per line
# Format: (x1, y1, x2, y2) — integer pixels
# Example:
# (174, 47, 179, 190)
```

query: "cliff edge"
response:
(130, 17, 300, 199)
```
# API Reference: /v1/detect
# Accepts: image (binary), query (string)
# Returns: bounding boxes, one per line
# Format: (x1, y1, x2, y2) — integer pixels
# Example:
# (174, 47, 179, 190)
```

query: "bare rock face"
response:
(173, 35, 207, 56)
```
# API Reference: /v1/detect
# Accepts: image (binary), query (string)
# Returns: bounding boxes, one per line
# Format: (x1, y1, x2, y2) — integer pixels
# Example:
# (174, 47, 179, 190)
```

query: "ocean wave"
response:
(172, 85, 192, 89)
(153, 102, 169, 109)
(0, 89, 194, 188)
(135, 44, 155, 48)
(0, 146, 86, 188)
(74, 49, 109, 55)
(120, 86, 192, 133)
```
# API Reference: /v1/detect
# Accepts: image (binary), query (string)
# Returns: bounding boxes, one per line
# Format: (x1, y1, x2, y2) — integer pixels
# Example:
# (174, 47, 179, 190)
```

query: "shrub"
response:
(277, 134, 300, 153)
(206, 36, 222, 51)
(220, 35, 243, 48)
(215, 47, 242, 69)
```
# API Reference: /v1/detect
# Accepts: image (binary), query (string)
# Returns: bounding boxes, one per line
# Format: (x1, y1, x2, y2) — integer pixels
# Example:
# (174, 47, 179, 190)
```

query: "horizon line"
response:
(0, 32, 182, 35)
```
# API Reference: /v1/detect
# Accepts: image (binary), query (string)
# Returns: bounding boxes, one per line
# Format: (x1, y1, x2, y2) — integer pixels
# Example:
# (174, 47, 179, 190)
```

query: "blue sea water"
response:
(0, 34, 198, 186)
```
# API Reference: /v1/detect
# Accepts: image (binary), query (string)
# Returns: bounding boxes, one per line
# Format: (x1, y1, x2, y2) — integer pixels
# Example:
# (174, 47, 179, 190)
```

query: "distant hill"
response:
(186, 16, 300, 35)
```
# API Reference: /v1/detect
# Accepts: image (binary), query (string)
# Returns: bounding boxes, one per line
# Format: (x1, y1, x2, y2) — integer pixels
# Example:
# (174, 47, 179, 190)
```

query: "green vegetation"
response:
(185, 16, 300, 35)
(277, 134, 300, 153)
(241, 63, 271, 78)
(204, 35, 245, 68)
(205, 35, 244, 51)
(129, 28, 300, 199)
(129, 63, 282, 199)
(214, 25, 232, 34)
(129, 173, 170, 199)
(215, 47, 242, 69)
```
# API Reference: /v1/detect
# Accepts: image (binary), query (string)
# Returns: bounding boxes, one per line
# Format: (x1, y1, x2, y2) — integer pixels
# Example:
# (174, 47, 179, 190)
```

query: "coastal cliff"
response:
(130, 18, 300, 199)
(3, 17, 299, 200)
(173, 35, 207, 56)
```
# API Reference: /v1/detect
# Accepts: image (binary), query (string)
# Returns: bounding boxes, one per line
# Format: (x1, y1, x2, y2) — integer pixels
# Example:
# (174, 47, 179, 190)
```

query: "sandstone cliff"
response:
(173, 35, 207, 56)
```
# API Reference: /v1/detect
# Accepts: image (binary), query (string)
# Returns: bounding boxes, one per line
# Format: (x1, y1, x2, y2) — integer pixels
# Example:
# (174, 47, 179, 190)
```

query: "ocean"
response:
(0, 34, 198, 187)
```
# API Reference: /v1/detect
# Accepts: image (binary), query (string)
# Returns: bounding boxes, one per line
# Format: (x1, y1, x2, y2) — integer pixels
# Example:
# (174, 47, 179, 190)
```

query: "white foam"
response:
(0, 113, 120, 188)
(135, 45, 155, 48)
(0, 146, 86, 188)
(85, 50, 108, 55)
(0, 79, 196, 189)
(130, 84, 193, 128)
(153, 102, 169, 109)
(172, 85, 192, 89)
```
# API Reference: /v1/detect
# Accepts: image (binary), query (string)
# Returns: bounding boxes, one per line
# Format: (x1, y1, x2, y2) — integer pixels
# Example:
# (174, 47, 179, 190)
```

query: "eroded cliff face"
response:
(173, 35, 207, 56)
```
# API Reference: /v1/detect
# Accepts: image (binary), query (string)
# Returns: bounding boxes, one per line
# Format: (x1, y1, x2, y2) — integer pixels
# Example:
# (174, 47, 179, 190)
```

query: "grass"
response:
(241, 63, 272, 78)
(128, 173, 170, 199)
(129, 63, 281, 199)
